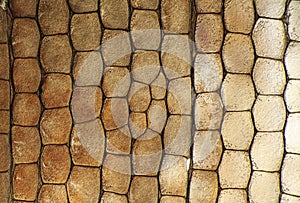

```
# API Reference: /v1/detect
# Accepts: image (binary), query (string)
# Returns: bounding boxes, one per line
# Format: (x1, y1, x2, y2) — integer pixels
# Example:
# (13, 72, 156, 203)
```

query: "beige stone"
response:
(0, 111, 9, 133)
(285, 114, 300, 154)
(69, 0, 98, 12)
(288, 1, 300, 41)
(285, 80, 300, 112)
(38, 185, 68, 203)
(148, 100, 167, 133)
(13, 59, 41, 93)
(195, 0, 222, 13)
(106, 126, 131, 154)
(252, 18, 286, 59)
(40, 35, 72, 73)
(219, 150, 251, 188)
(221, 74, 255, 111)
(12, 18, 40, 57)
(224, 0, 255, 34)
(129, 176, 158, 203)
(0, 173, 10, 202)
(218, 189, 247, 203)
(131, 0, 159, 9)
(160, 196, 186, 203)
(101, 192, 128, 203)
(38, 0, 69, 35)
(0, 44, 9, 80)
(189, 170, 218, 203)
(129, 112, 147, 139)
(12, 127, 40, 164)
(151, 71, 167, 100)
(193, 131, 222, 170)
(11, 0, 37, 17)
(0, 135, 10, 171)
(129, 82, 151, 112)
(195, 93, 223, 130)
(0, 80, 10, 109)
(221, 112, 254, 150)
(285, 42, 300, 79)
(255, 0, 286, 18)
(281, 194, 300, 203)
(252, 95, 286, 131)
(282, 154, 300, 196)
(195, 14, 223, 52)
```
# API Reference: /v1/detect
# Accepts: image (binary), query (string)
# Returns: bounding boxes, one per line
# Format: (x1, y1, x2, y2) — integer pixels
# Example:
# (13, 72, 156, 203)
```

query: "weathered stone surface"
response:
(42, 74, 72, 108)
(69, 0, 98, 12)
(160, 196, 186, 203)
(12, 127, 40, 164)
(13, 59, 41, 93)
(219, 150, 251, 188)
(71, 13, 101, 51)
(189, 170, 218, 203)
(11, 0, 37, 17)
(253, 95, 286, 131)
(255, 0, 286, 18)
(282, 154, 300, 196)
(129, 82, 151, 112)
(288, 1, 300, 41)
(101, 192, 128, 203)
(40, 35, 72, 73)
(0, 44, 9, 80)
(221, 74, 255, 111)
(129, 112, 147, 139)
(148, 100, 167, 133)
(12, 18, 40, 57)
(195, 0, 222, 13)
(38, 185, 68, 203)
(224, 0, 255, 34)
(0, 173, 10, 202)
(67, 166, 100, 203)
(193, 131, 222, 170)
(252, 18, 286, 59)
(218, 189, 248, 203)
(195, 14, 223, 52)
(151, 71, 167, 100)
(281, 194, 300, 203)
(0, 80, 10, 109)
(13, 164, 38, 201)
(106, 126, 131, 155)
(129, 176, 158, 203)
(285, 114, 300, 154)
(13, 94, 41, 126)
(0, 111, 9, 133)
(0, 135, 10, 171)
(285, 80, 300, 112)
(131, 0, 159, 9)
(285, 42, 300, 79)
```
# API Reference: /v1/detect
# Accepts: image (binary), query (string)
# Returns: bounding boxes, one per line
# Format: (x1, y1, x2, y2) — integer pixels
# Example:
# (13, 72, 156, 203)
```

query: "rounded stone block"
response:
(285, 80, 300, 112)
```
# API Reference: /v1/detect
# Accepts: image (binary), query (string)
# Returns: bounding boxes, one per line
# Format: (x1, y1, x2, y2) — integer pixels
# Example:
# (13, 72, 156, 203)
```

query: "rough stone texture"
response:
(13, 164, 38, 201)
(0, 111, 9, 133)
(285, 114, 300, 154)
(0, 135, 10, 171)
(13, 59, 41, 93)
(218, 189, 248, 203)
(221, 74, 255, 111)
(12, 18, 40, 57)
(106, 126, 131, 154)
(285, 80, 300, 112)
(195, 0, 222, 13)
(281, 194, 300, 203)
(250, 132, 284, 171)
(131, 0, 159, 9)
(42, 74, 72, 109)
(189, 170, 218, 203)
(71, 13, 101, 51)
(11, 0, 37, 17)
(0, 10, 8, 43)
(38, 0, 69, 35)
(253, 58, 286, 95)
(12, 127, 40, 164)
(151, 71, 167, 100)
(288, 1, 300, 41)
(222, 33, 254, 74)
(193, 131, 222, 170)
(69, 0, 98, 13)
(195, 14, 223, 53)
(0, 44, 9, 80)
(67, 166, 100, 203)
(129, 112, 147, 139)
(38, 185, 68, 203)
(255, 0, 286, 18)
(100, 0, 129, 29)
(101, 192, 128, 203)
(148, 100, 167, 133)
(224, 0, 254, 34)
(221, 112, 254, 150)
(219, 150, 251, 188)
(161, 0, 191, 33)
(102, 154, 131, 194)
(0, 173, 10, 202)
(194, 53, 223, 93)
(0, 80, 10, 109)
(41, 145, 71, 183)
(253, 95, 286, 131)
(282, 154, 300, 196)
(285, 42, 300, 79)
(195, 93, 223, 130)
(129, 82, 151, 112)
(252, 18, 286, 59)
(40, 35, 72, 73)
(160, 196, 186, 203)
(129, 176, 158, 203)
(249, 171, 280, 203)
(13, 94, 41, 126)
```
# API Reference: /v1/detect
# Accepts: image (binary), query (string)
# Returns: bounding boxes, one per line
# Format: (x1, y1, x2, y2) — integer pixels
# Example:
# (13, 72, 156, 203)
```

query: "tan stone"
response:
(0, 173, 10, 202)
(281, 194, 300, 203)
(221, 74, 255, 111)
(285, 42, 300, 79)
(131, 0, 159, 9)
(71, 120, 105, 167)
(38, 185, 68, 203)
(252, 18, 286, 59)
(252, 95, 286, 131)
(12, 127, 40, 164)
(0, 111, 9, 133)
(288, 1, 300, 41)
(71, 13, 101, 51)
(41, 145, 71, 183)
(129, 176, 158, 203)
(0, 80, 9, 109)
(193, 131, 222, 170)
(160, 196, 186, 203)
(161, 0, 191, 33)
(13, 94, 41, 126)
(282, 154, 300, 196)
(129, 82, 151, 112)
(218, 189, 248, 203)
(285, 113, 300, 154)
(13, 59, 41, 93)
(38, 0, 69, 35)
(195, 0, 222, 13)
(224, 0, 255, 34)
(222, 33, 254, 74)
(69, 0, 98, 12)
(67, 166, 100, 203)
(148, 100, 167, 133)
(13, 164, 38, 201)
(195, 14, 223, 53)
(40, 35, 72, 73)
(195, 93, 223, 130)
(221, 112, 254, 150)
(189, 170, 218, 203)
(11, 0, 37, 17)
(130, 10, 161, 50)
(102, 154, 131, 194)
(0, 44, 9, 80)
(219, 150, 251, 188)
(129, 112, 147, 139)
(101, 192, 128, 203)
(151, 71, 167, 100)
(285, 80, 300, 112)
(106, 126, 131, 155)
(42, 74, 72, 108)
(12, 18, 40, 57)
(255, 0, 286, 18)
(0, 135, 10, 171)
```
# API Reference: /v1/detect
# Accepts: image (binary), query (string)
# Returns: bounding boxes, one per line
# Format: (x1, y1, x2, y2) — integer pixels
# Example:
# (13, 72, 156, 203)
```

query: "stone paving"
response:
(0, 0, 299, 202)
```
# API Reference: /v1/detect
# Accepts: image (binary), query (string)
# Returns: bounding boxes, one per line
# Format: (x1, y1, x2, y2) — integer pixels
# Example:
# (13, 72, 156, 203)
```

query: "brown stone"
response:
(151, 71, 167, 100)
(0, 80, 9, 110)
(218, 189, 248, 203)
(129, 112, 147, 139)
(42, 74, 72, 108)
(0, 10, 8, 43)
(38, 185, 68, 203)
(67, 166, 100, 203)
(131, 0, 159, 9)
(148, 100, 167, 133)
(101, 192, 128, 203)
(41, 145, 71, 183)
(288, 1, 300, 41)
(0, 111, 9, 133)
(0, 172, 10, 202)
(0, 43, 9, 80)
(12, 126, 41, 164)
(106, 126, 131, 154)
(13, 164, 38, 201)
(285, 80, 300, 112)
(0, 135, 10, 171)
(255, 0, 286, 18)
(71, 13, 101, 51)
(13, 94, 41, 126)
(160, 196, 186, 203)
(129, 176, 158, 203)
(38, 0, 69, 35)
(11, 0, 37, 17)
(129, 82, 151, 112)
(69, 0, 98, 13)
(195, 0, 222, 13)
